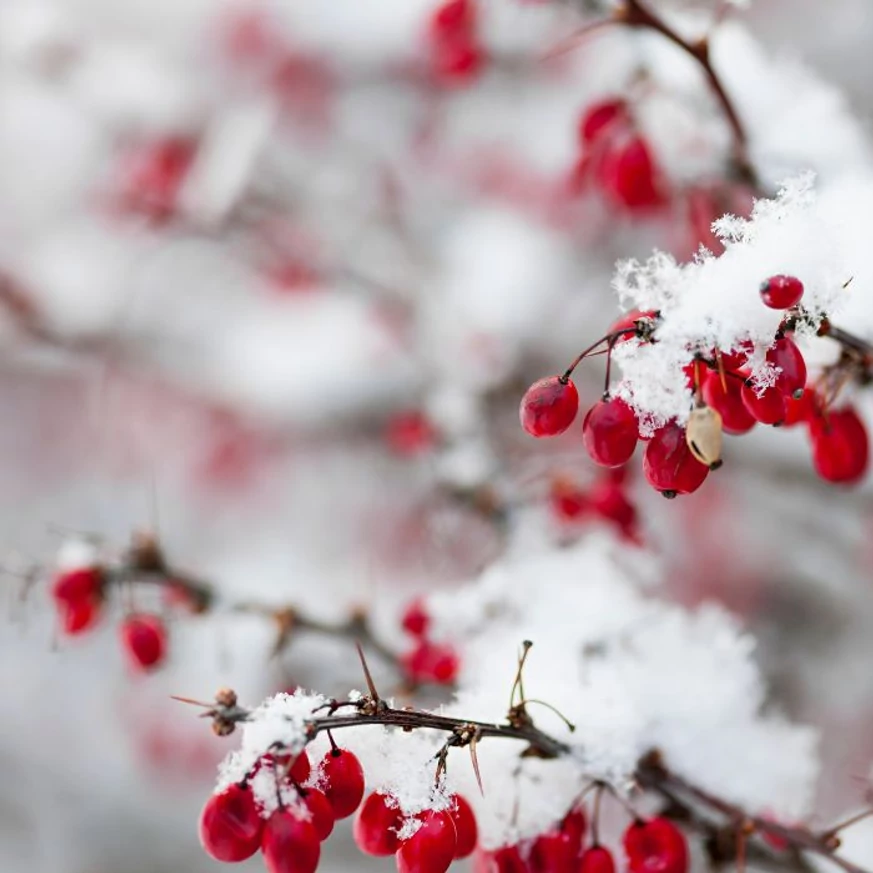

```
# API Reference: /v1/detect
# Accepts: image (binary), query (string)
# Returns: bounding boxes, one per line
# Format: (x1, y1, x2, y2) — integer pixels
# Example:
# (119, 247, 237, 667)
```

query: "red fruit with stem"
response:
(354, 792, 403, 856)
(701, 370, 755, 435)
(119, 614, 167, 671)
(449, 794, 478, 859)
(809, 406, 869, 484)
(600, 136, 665, 211)
(767, 335, 807, 399)
(199, 784, 264, 862)
(579, 99, 628, 145)
(741, 381, 787, 425)
(580, 846, 617, 873)
(474, 845, 528, 872)
(530, 828, 575, 873)
(397, 809, 458, 873)
(262, 809, 320, 873)
(52, 567, 102, 604)
(302, 788, 335, 841)
(643, 422, 709, 498)
(401, 599, 431, 638)
(561, 807, 587, 858)
(760, 275, 804, 310)
(321, 748, 365, 819)
(520, 376, 580, 437)
(401, 640, 460, 685)
(60, 598, 102, 635)
(623, 818, 688, 873)
(582, 396, 639, 467)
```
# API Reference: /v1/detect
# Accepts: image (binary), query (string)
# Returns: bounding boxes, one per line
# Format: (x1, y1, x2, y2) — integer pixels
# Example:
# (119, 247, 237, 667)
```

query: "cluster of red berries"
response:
(400, 599, 460, 686)
(50, 565, 169, 670)
(199, 745, 366, 873)
(569, 99, 666, 212)
(427, 0, 484, 86)
(521, 275, 870, 495)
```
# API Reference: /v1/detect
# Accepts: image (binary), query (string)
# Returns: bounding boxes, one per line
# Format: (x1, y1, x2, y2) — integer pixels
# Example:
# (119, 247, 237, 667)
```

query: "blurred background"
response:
(1, 0, 873, 871)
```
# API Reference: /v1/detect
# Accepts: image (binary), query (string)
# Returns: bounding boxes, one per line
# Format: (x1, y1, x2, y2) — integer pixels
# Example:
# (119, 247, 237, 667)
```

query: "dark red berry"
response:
(397, 809, 457, 873)
(530, 828, 575, 873)
(767, 335, 807, 399)
(520, 376, 580, 437)
(401, 640, 460, 685)
(289, 749, 311, 784)
(643, 422, 709, 498)
(741, 381, 787, 425)
(600, 136, 665, 211)
(199, 784, 263, 862)
(321, 748, 365, 819)
(623, 818, 688, 873)
(579, 99, 627, 145)
(302, 788, 335, 841)
(52, 567, 102, 604)
(809, 406, 869, 484)
(119, 614, 167, 671)
(262, 809, 320, 873)
(582, 396, 639, 467)
(449, 795, 478, 859)
(401, 599, 431, 638)
(701, 370, 755, 434)
(354, 792, 403, 856)
(474, 844, 528, 872)
(580, 845, 617, 873)
(760, 275, 804, 310)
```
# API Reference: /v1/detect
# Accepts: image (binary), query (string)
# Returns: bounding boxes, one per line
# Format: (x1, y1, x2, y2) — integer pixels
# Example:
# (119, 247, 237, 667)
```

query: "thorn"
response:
(515, 698, 576, 732)
(356, 641, 380, 702)
(470, 735, 485, 797)
(170, 695, 214, 708)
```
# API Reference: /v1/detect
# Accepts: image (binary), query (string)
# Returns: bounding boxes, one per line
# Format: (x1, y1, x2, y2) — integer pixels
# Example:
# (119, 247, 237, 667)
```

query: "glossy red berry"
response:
(302, 788, 335, 841)
(520, 376, 580, 437)
(623, 818, 688, 873)
(530, 828, 575, 873)
(354, 792, 403, 856)
(767, 335, 807, 399)
(60, 597, 102, 635)
(262, 809, 320, 873)
(397, 809, 457, 873)
(289, 749, 311, 784)
(600, 136, 665, 211)
(582, 396, 639, 467)
(449, 794, 478, 859)
(783, 386, 818, 427)
(321, 748, 366, 819)
(119, 613, 167, 671)
(809, 406, 869, 484)
(760, 275, 804, 310)
(474, 845, 528, 872)
(579, 99, 627, 145)
(401, 640, 460, 685)
(643, 422, 709, 498)
(701, 370, 755, 434)
(52, 567, 102, 604)
(741, 381, 787, 425)
(580, 845, 617, 873)
(199, 784, 264, 862)
(401, 599, 431, 638)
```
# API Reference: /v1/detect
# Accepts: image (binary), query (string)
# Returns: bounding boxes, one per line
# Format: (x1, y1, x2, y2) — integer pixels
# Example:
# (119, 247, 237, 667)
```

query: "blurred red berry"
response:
(119, 613, 167, 671)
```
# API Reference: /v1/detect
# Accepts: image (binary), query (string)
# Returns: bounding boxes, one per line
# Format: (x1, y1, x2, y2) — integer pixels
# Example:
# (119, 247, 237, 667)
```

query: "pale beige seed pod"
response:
(686, 406, 723, 469)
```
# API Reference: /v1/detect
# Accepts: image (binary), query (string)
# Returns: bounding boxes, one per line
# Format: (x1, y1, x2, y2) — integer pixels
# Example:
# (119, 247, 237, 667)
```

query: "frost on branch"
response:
(210, 536, 818, 853)
(611, 174, 849, 432)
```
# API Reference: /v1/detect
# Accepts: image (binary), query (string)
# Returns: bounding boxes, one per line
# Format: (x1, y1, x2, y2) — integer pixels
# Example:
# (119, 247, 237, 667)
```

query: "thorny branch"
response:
(192, 683, 872, 873)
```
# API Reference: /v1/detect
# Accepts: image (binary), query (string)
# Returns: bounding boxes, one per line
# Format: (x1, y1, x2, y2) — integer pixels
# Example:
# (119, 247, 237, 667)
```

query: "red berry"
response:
(387, 412, 437, 456)
(322, 748, 366, 819)
(520, 376, 580, 437)
(199, 784, 263, 862)
(643, 422, 709, 498)
(809, 406, 869, 484)
(600, 136, 665, 211)
(561, 807, 587, 858)
(580, 846, 617, 873)
(449, 795, 478, 859)
(433, 38, 483, 85)
(354, 792, 403, 856)
(121, 137, 196, 221)
(289, 749, 312, 784)
(474, 845, 528, 872)
(760, 275, 804, 310)
(767, 335, 807, 399)
(60, 598, 102, 635)
(302, 788, 335, 841)
(52, 567, 102, 604)
(530, 828, 575, 873)
(582, 396, 639, 467)
(549, 478, 590, 523)
(783, 386, 818, 427)
(701, 370, 755, 434)
(608, 309, 658, 343)
(401, 640, 460, 685)
(119, 614, 167, 671)
(590, 480, 638, 542)
(740, 381, 787, 425)
(401, 599, 431, 638)
(579, 99, 628, 146)
(262, 809, 320, 873)
(715, 340, 754, 372)
(397, 809, 457, 873)
(623, 818, 688, 873)
(430, 0, 476, 39)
